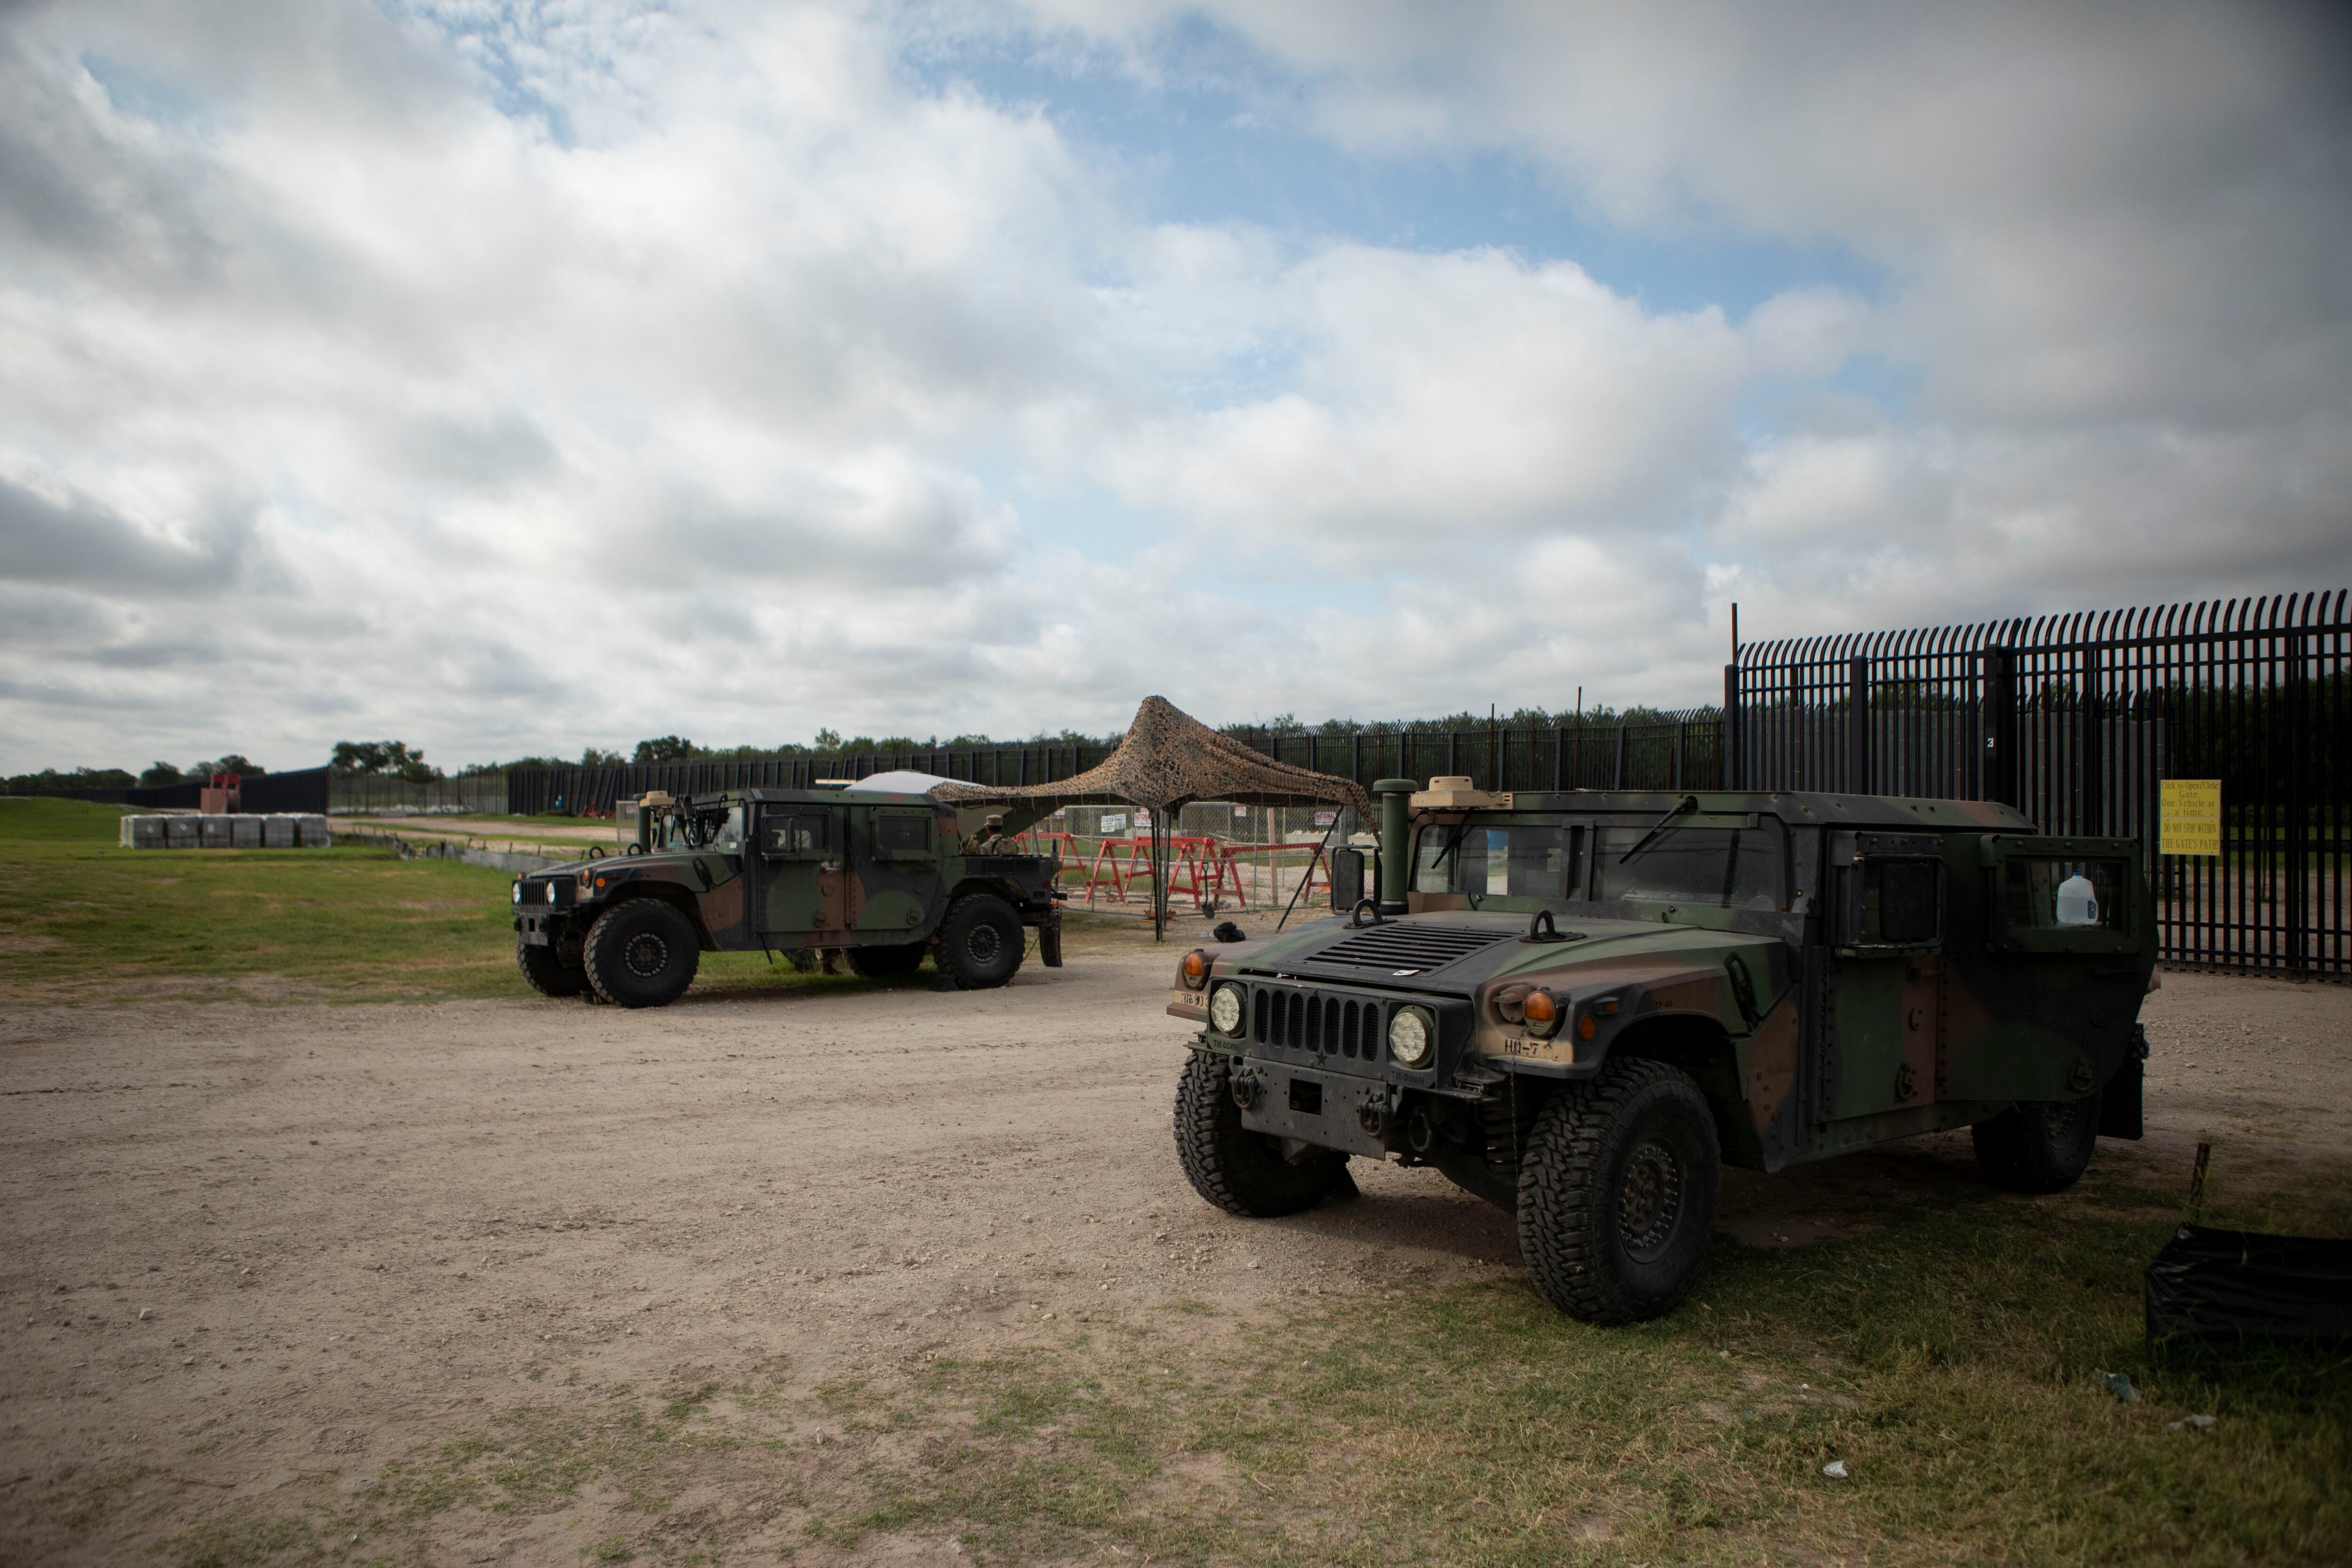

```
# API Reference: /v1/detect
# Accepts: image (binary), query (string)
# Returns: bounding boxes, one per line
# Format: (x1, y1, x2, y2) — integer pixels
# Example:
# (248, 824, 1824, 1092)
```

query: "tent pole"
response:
(1152, 813, 1168, 941)
(1275, 807, 1343, 933)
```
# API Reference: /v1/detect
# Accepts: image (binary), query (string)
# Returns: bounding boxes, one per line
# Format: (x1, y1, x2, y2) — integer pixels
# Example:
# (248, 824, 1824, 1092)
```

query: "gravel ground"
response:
(1, 955, 2343, 1563)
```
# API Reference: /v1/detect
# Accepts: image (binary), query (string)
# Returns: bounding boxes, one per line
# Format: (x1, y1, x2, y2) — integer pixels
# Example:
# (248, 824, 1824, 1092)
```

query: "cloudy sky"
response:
(2, 0, 2347, 772)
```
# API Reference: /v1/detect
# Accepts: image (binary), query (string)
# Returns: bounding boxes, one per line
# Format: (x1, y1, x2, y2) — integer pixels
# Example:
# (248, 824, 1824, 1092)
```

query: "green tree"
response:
(189, 753, 265, 778)
(138, 761, 185, 787)
(331, 740, 437, 781)
(580, 747, 623, 767)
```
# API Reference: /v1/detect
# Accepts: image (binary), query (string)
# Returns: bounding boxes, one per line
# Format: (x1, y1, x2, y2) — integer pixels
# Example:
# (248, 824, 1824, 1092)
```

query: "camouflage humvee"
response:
(513, 787, 1065, 1007)
(1168, 777, 2154, 1322)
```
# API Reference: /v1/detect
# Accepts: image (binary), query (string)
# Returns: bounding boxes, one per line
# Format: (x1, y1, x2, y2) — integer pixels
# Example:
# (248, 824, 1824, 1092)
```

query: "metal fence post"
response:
(2082, 650, 2106, 836)
(2288, 630, 2310, 973)
(1984, 645, 2018, 807)
(1722, 663, 1741, 789)
(1848, 654, 1871, 794)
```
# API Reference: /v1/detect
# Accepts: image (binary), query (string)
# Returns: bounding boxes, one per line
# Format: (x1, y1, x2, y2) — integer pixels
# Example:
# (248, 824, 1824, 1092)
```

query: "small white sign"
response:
(1313, 811, 1336, 828)
(1099, 812, 1127, 834)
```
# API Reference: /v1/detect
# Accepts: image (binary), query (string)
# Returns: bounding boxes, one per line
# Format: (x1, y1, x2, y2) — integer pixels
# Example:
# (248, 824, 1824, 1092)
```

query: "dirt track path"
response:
(0, 948, 1526, 1563)
(1, 960, 2342, 1563)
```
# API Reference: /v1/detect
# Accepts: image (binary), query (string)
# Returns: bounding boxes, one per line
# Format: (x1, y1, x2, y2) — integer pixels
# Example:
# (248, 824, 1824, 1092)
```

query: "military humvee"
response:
(513, 786, 1065, 1007)
(1168, 778, 2154, 1322)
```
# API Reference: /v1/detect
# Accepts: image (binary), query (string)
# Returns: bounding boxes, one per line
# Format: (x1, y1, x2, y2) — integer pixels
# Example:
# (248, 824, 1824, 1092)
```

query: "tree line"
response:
(9, 701, 1722, 797)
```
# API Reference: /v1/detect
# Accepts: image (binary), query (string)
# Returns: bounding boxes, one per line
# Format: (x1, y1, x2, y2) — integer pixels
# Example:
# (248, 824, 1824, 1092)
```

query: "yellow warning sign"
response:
(2161, 779, 2222, 857)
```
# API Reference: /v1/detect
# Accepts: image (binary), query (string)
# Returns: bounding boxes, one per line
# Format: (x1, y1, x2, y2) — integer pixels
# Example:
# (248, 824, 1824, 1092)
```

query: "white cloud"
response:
(0, 0, 2344, 773)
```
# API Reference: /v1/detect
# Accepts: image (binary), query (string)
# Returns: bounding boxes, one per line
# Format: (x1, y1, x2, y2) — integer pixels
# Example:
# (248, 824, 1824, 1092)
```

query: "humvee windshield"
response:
(1414, 823, 1582, 899)
(657, 804, 743, 852)
(1595, 823, 1785, 911)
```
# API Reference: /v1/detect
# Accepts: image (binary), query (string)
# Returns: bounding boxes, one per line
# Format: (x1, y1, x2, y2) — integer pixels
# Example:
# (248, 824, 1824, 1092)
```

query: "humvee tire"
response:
(1972, 1094, 2098, 1194)
(516, 939, 588, 998)
(1174, 1051, 1353, 1217)
(517, 940, 588, 1001)
(582, 899, 700, 1008)
(848, 942, 926, 979)
(936, 894, 1024, 989)
(1517, 1059, 1721, 1323)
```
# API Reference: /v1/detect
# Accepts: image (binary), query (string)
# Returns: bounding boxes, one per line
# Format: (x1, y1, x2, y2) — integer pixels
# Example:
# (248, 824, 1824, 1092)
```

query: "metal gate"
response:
(1728, 591, 2352, 979)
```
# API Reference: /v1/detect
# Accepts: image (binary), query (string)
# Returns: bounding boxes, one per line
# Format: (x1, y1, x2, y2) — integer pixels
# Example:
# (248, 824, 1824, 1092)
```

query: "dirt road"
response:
(2, 959, 2344, 1563)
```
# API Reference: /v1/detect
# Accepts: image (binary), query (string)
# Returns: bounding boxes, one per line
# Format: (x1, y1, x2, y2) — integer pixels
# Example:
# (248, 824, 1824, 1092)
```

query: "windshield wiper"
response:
(1617, 795, 1699, 863)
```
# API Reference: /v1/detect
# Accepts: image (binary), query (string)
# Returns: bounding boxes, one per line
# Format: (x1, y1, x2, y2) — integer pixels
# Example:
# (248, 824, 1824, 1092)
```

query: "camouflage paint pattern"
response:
(513, 788, 1062, 962)
(1168, 788, 2155, 1193)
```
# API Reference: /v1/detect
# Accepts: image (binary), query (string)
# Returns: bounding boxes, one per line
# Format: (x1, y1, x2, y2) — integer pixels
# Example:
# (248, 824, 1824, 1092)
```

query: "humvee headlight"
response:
(511, 883, 523, 905)
(1521, 990, 1561, 1038)
(1387, 1007, 1433, 1068)
(545, 883, 558, 904)
(1179, 949, 1210, 990)
(1208, 983, 1245, 1036)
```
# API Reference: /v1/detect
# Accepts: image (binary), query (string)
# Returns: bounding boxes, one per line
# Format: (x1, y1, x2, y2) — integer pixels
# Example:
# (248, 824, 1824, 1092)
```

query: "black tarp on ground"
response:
(2145, 1225, 2352, 1344)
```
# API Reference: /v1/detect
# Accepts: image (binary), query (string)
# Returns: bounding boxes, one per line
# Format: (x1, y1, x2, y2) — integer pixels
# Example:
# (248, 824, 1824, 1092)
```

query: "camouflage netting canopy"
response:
(932, 696, 1374, 826)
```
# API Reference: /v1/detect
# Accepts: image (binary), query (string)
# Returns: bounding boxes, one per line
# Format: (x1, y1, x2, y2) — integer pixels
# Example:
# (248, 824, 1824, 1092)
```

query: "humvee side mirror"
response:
(1328, 847, 1365, 911)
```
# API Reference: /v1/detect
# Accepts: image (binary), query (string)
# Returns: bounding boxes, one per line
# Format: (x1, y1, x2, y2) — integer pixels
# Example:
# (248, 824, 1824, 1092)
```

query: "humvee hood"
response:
(1227, 910, 1762, 999)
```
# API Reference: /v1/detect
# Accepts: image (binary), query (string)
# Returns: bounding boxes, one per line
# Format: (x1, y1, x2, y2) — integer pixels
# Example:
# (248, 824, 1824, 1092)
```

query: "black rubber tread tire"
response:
(846, 942, 927, 979)
(1172, 1051, 1351, 1218)
(1516, 1058, 1722, 1324)
(515, 939, 587, 998)
(581, 899, 701, 1008)
(1972, 1093, 2099, 1194)
(935, 894, 1025, 990)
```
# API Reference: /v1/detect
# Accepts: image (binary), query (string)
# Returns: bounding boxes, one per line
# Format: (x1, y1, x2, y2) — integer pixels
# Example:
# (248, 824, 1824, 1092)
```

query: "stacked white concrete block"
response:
(119, 814, 330, 849)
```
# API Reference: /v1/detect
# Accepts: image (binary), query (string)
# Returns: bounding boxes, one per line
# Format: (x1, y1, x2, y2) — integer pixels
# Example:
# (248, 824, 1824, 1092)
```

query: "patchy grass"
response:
(0, 797, 527, 1002)
(141, 1149, 2348, 1567)
(0, 798, 904, 1004)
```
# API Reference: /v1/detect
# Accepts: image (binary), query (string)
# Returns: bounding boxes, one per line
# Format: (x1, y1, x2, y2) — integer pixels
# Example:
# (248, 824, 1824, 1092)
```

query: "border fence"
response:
(1728, 591, 2350, 980)
(23, 766, 334, 814)
(501, 710, 1728, 818)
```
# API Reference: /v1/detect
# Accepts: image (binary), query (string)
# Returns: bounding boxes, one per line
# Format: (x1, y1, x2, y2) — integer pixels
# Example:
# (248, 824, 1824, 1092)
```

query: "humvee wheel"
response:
(515, 939, 587, 998)
(847, 942, 926, 979)
(936, 894, 1024, 989)
(582, 899, 700, 1008)
(1971, 1094, 2098, 1194)
(1517, 1059, 1720, 1323)
(1174, 1051, 1353, 1217)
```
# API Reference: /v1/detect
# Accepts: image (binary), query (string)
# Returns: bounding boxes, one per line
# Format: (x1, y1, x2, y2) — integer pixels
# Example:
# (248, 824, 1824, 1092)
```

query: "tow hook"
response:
(1357, 1089, 1388, 1140)
(1229, 1067, 1265, 1110)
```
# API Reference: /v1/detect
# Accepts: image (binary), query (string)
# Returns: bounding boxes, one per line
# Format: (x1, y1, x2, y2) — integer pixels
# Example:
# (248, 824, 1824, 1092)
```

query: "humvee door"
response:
(1817, 831, 1947, 1130)
(759, 805, 852, 942)
(853, 806, 940, 939)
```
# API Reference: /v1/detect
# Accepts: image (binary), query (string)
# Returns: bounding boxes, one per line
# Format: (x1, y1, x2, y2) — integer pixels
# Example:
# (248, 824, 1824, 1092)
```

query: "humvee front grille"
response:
(1308, 923, 1516, 974)
(1251, 988, 1384, 1064)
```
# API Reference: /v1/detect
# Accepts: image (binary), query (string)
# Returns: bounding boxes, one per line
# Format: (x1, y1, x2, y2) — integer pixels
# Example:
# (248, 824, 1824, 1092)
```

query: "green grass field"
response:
(0, 798, 941, 1003)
